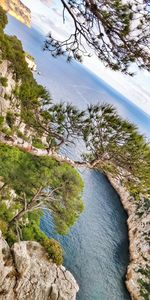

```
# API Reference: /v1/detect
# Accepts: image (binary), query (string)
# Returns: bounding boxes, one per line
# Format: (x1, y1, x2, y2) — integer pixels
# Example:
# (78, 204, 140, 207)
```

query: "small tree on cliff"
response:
(44, 0, 150, 75)
(36, 102, 85, 152)
(0, 145, 84, 235)
(82, 103, 148, 175)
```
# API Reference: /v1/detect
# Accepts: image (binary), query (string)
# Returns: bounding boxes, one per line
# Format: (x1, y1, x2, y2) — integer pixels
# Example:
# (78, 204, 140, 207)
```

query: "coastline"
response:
(107, 174, 150, 300)
(0, 133, 149, 300)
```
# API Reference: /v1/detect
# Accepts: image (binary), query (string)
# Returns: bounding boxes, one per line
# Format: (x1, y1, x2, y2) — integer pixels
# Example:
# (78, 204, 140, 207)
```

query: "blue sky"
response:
(22, 0, 150, 116)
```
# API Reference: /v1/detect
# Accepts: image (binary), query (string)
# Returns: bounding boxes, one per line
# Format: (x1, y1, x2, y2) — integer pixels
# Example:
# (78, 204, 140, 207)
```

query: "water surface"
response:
(41, 170, 130, 300)
(5, 15, 149, 300)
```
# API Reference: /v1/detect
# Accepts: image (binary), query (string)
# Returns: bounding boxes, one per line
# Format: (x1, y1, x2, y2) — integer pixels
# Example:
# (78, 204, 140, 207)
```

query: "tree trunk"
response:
(8, 209, 26, 228)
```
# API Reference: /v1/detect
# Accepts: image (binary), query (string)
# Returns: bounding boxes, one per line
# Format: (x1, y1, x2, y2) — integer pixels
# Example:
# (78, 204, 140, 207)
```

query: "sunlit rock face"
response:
(108, 175, 150, 300)
(0, 232, 79, 300)
(0, 0, 31, 27)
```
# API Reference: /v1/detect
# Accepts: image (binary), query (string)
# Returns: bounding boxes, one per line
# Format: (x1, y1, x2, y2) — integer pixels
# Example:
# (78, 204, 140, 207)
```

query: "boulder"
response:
(0, 233, 79, 300)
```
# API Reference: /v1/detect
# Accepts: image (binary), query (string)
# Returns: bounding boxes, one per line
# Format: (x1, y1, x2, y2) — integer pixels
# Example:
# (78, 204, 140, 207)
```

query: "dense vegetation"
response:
(0, 8, 84, 265)
(0, 143, 84, 264)
(0, 5, 50, 128)
(82, 104, 150, 200)
(0, 6, 149, 217)
(0, 7, 149, 291)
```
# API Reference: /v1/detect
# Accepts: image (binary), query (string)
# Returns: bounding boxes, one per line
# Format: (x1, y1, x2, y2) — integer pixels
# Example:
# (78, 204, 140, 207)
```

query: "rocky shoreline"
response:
(0, 231, 79, 300)
(107, 175, 150, 300)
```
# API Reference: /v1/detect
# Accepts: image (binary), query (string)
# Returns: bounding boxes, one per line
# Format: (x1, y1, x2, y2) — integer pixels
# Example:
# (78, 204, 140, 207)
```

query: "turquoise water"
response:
(5, 15, 150, 300)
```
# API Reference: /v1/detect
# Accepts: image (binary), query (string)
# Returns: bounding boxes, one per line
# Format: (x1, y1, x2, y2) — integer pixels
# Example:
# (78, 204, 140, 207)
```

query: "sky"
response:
(21, 0, 150, 116)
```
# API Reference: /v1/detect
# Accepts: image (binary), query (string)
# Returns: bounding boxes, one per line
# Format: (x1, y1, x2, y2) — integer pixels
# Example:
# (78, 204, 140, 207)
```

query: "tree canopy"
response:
(0, 144, 84, 234)
(45, 0, 150, 75)
(36, 102, 85, 152)
(82, 103, 150, 199)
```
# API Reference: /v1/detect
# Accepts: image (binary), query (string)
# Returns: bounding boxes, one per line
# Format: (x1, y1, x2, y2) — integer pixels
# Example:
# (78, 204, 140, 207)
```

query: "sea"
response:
(5, 15, 150, 300)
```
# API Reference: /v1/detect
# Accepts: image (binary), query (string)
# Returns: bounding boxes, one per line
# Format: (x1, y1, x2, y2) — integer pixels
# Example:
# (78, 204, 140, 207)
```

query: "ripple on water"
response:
(41, 169, 131, 300)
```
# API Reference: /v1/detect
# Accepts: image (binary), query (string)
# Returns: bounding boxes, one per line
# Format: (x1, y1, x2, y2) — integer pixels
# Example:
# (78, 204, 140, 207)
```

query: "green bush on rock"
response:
(42, 238, 63, 265)
(0, 76, 8, 87)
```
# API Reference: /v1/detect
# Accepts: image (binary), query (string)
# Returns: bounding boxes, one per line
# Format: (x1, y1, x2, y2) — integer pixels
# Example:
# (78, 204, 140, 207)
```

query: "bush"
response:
(0, 116, 4, 129)
(0, 76, 8, 87)
(42, 238, 63, 265)
(5, 228, 17, 246)
(0, 218, 8, 236)
(1, 127, 12, 137)
(32, 137, 46, 149)
(0, 6, 8, 30)
(6, 111, 15, 129)
(16, 130, 29, 142)
(0, 201, 16, 222)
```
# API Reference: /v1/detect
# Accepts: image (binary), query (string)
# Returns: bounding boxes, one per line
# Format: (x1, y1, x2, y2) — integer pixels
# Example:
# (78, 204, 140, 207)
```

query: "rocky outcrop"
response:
(107, 175, 150, 300)
(0, 59, 39, 140)
(25, 55, 37, 72)
(0, 0, 31, 27)
(0, 231, 79, 300)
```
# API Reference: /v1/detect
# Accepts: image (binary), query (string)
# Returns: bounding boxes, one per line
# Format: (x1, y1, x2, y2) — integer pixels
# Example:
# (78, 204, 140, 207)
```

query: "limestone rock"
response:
(0, 234, 79, 300)
(107, 174, 150, 300)
(0, 0, 31, 27)
(0, 231, 16, 300)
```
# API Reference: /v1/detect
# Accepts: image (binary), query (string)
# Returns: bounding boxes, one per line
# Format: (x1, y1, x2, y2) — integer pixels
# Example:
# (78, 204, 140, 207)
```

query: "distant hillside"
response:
(0, 0, 31, 27)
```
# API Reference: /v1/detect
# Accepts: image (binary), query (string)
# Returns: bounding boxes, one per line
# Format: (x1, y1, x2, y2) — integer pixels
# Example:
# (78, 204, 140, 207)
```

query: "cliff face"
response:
(0, 59, 38, 140)
(0, 0, 31, 27)
(0, 231, 79, 300)
(108, 175, 150, 300)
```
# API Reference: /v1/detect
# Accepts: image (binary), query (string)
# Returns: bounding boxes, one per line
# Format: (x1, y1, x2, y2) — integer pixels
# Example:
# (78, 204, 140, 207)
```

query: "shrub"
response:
(16, 130, 29, 142)
(0, 6, 8, 30)
(1, 127, 12, 136)
(0, 116, 4, 129)
(42, 238, 63, 265)
(32, 137, 46, 149)
(0, 218, 8, 236)
(0, 76, 8, 87)
(5, 228, 17, 246)
(0, 202, 14, 222)
(6, 111, 15, 129)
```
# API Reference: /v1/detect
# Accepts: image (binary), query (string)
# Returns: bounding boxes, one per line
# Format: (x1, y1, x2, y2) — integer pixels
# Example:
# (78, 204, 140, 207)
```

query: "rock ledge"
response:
(0, 232, 79, 300)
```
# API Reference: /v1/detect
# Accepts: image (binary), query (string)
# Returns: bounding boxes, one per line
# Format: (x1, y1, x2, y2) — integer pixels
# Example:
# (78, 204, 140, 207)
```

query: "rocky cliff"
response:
(108, 175, 150, 300)
(0, 0, 31, 27)
(0, 231, 79, 300)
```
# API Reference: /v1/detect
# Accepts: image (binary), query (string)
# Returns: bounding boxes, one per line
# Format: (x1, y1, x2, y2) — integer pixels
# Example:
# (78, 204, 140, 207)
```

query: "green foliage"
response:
(6, 111, 15, 129)
(38, 102, 85, 151)
(0, 143, 84, 235)
(0, 143, 83, 263)
(0, 6, 8, 30)
(1, 127, 12, 137)
(0, 116, 4, 129)
(0, 9, 50, 132)
(0, 76, 8, 87)
(138, 277, 150, 300)
(0, 202, 14, 222)
(5, 229, 17, 246)
(46, 0, 150, 74)
(82, 103, 150, 200)
(42, 238, 63, 265)
(16, 130, 29, 142)
(0, 218, 8, 236)
(21, 211, 63, 265)
(32, 137, 46, 149)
